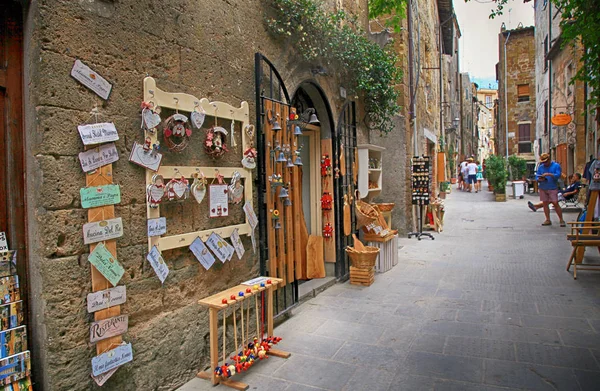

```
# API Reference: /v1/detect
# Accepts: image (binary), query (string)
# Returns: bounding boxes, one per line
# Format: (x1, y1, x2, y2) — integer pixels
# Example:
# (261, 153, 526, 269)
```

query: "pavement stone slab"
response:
(409, 334, 446, 354)
(456, 310, 522, 326)
(404, 351, 484, 384)
(444, 336, 516, 361)
(483, 359, 580, 390)
(315, 319, 385, 343)
(272, 354, 356, 391)
(516, 341, 600, 370)
(484, 324, 562, 345)
(332, 341, 406, 370)
(521, 313, 594, 332)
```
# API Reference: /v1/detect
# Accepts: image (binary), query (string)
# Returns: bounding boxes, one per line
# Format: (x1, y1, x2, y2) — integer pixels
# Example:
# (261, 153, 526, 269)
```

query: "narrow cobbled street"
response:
(182, 186, 600, 390)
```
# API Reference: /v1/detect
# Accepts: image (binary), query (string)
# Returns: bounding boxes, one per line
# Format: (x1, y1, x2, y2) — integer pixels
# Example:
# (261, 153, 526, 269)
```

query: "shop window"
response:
(518, 123, 532, 153)
(517, 84, 530, 102)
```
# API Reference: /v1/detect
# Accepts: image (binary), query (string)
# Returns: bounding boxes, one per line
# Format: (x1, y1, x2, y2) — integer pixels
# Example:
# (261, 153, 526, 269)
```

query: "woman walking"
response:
(476, 160, 484, 193)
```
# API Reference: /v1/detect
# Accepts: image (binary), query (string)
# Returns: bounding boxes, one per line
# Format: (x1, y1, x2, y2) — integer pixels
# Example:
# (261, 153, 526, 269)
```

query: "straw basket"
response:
(372, 202, 395, 212)
(345, 246, 380, 269)
(355, 199, 378, 229)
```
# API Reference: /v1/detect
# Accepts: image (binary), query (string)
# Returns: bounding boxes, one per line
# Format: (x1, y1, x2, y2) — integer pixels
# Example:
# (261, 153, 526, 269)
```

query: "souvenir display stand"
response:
(408, 156, 434, 241)
(357, 144, 385, 199)
(196, 277, 289, 390)
(425, 200, 445, 233)
(142, 78, 253, 254)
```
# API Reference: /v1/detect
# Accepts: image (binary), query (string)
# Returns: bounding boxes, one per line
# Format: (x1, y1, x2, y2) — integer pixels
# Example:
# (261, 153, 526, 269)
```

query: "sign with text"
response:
(91, 343, 133, 377)
(83, 217, 123, 245)
(146, 246, 169, 284)
(87, 286, 126, 313)
(88, 243, 124, 287)
(189, 237, 216, 270)
(71, 59, 113, 100)
(241, 276, 268, 286)
(128, 141, 163, 172)
(243, 202, 258, 230)
(0, 232, 7, 252)
(147, 217, 167, 237)
(91, 366, 118, 387)
(80, 184, 121, 209)
(230, 229, 245, 260)
(77, 122, 119, 146)
(89, 315, 128, 343)
(206, 233, 230, 263)
(78, 143, 119, 172)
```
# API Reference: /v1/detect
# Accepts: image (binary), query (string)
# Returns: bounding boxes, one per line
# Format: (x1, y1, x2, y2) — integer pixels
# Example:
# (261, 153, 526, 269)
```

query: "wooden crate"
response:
(349, 266, 375, 286)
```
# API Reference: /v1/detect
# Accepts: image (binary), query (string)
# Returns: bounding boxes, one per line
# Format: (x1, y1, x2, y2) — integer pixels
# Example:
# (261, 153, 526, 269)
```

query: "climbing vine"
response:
(266, 0, 402, 134)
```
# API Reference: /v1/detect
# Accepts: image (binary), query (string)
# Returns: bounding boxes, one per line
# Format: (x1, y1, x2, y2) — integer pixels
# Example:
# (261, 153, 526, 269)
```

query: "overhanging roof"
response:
(438, 0, 456, 55)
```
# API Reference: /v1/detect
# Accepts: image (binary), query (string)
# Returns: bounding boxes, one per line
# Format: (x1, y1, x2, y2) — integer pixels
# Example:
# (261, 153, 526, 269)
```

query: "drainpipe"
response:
(504, 31, 511, 159)
(548, 2, 552, 158)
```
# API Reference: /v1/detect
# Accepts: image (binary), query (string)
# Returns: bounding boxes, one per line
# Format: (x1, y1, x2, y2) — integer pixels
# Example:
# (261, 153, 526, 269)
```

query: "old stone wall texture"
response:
(24, 0, 368, 390)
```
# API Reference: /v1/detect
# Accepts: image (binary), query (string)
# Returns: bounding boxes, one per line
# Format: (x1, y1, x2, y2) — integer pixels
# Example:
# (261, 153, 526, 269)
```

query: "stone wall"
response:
(23, 0, 367, 390)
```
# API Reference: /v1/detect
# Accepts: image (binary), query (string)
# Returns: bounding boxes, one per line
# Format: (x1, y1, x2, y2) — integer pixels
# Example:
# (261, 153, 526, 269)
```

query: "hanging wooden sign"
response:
(87, 286, 127, 313)
(83, 217, 123, 245)
(146, 246, 169, 284)
(551, 113, 572, 126)
(147, 217, 167, 237)
(189, 237, 216, 271)
(90, 315, 129, 343)
(128, 141, 163, 172)
(91, 343, 133, 377)
(78, 143, 119, 173)
(71, 59, 113, 100)
(80, 184, 121, 209)
(209, 184, 229, 218)
(205, 232, 230, 263)
(88, 243, 125, 287)
(230, 229, 245, 260)
(77, 123, 119, 146)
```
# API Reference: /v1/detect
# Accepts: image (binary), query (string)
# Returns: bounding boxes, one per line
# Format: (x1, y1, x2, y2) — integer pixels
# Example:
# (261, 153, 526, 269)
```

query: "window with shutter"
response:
(518, 123, 532, 153)
(517, 84, 530, 102)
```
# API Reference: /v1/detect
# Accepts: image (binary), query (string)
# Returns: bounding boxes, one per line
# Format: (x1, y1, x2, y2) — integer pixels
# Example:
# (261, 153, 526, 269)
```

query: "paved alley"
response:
(180, 186, 600, 391)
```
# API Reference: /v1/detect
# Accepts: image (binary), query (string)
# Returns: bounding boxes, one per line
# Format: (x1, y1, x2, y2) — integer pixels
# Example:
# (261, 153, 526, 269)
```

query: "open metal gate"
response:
(333, 101, 358, 280)
(254, 53, 299, 317)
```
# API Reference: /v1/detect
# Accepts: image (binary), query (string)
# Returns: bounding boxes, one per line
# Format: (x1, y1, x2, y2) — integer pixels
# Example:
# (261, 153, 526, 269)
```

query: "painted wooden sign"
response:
(128, 141, 163, 172)
(189, 237, 216, 271)
(71, 59, 113, 100)
(0, 350, 30, 384)
(90, 315, 128, 343)
(551, 113, 572, 126)
(147, 217, 167, 237)
(243, 201, 258, 230)
(91, 366, 118, 387)
(87, 286, 126, 313)
(83, 217, 123, 245)
(230, 229, 245, 260)
(91, 343, 133, 377)
(78, 143, 119, 173)
(80, 184, 121, 209)
(146, 246, 169, 284)
(77, 122, 119, 146)
(88, 243, 124, 287)
(206, 233, 230, 263)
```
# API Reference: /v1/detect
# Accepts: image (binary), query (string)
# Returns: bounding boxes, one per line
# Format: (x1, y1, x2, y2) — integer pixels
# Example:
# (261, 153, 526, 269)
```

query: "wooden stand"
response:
(574, 190, 599, 265)
(366, 234, 399, 273)
(196, 278, 290, 390)
(349, 266, 375, 286)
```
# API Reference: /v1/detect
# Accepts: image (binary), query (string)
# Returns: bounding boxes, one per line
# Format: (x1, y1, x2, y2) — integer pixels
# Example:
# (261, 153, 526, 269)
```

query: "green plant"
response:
(447, 145, 456, 177)
(368, 0, 408, 33)
(440, 181, 450, 192)
(266, 0, 402, 134)
(486, 155, 508, 194)
(507, 155, 527, 181)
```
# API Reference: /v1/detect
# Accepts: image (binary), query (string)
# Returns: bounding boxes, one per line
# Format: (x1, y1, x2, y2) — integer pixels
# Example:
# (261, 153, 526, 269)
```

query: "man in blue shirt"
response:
(535, 153, 565, 227)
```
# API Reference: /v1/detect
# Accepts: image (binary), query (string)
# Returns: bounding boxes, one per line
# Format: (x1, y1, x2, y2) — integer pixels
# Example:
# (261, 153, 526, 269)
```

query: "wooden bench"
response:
(566, 221, 600, 279)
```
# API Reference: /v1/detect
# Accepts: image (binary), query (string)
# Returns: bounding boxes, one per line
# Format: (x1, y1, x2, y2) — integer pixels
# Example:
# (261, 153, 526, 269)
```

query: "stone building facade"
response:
(497, 26, 536, 165)
(476, 88, 498, 159)
(5, 0, 380, 390)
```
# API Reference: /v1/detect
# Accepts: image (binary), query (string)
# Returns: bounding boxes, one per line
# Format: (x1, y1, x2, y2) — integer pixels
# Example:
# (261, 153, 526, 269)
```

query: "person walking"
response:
(535, 153, 565, 226)
(459, 159, 468, 191)
(476, 160, 484, 192)
(466, 158, 478, 193)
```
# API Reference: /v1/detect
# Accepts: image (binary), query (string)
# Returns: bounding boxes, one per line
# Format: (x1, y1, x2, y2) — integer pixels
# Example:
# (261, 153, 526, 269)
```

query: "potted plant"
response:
(447, 147, 456, 184)
(508, 155, 528, 198)
(486, 155, 508, 202)
(439, 181, 450, 199)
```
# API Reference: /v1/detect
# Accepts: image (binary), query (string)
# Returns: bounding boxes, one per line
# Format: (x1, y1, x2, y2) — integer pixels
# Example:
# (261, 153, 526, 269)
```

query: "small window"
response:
(518, 123, 532, 153)
(517, 84, 530, 102)
(485, 95, 492, 108)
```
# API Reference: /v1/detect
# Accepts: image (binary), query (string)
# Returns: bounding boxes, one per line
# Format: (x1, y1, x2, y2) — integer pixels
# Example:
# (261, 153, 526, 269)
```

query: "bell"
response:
(294, 156, 303, 166)
(277, 152, 287, 162)
(272, 120, 282, 131)
(287, 158, 294, 168)
(284, 198, 292, 206)
(274, 221, 282, 229)
(279, 188, 289, 198)
(309, 113, 319, 125)
(293, 125, 303, 136)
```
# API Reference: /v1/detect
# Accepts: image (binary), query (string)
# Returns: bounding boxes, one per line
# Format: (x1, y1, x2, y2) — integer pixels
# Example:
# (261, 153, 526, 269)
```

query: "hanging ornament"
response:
(165, 176, 190, 201)
(190, 103, 206, 129)
(323, 223, 334, 239)
(321, 154, 332, 177)
(190, 172, 207, 204)
(147, 174, 166, 208)
(228, 171, 245, 205)
(141, 101, 162, 133)
(321, 192, 333, 210)
(163, 113, 192, 152)
(241, 125, 257, 169)
(204, 126, 229, 159)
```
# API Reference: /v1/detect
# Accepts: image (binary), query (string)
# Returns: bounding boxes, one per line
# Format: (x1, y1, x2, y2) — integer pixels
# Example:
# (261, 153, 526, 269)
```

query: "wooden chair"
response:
(566, 221, 600, 279)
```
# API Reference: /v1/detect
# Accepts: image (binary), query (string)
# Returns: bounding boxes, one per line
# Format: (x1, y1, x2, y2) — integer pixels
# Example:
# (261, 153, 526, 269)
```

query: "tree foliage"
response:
(368, 0, 408, 33)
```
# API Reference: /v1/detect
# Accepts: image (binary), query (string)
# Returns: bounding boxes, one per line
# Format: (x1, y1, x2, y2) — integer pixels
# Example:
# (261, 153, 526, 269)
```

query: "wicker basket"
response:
(372, 202, 395, 212)
(355, 199, 378, 229)
(345, 246, 380, 269)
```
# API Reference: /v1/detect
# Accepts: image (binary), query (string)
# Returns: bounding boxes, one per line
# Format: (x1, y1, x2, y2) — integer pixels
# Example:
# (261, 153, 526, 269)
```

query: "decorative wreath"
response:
(163, 114, 192, 152)
(204, 126, 229, 159)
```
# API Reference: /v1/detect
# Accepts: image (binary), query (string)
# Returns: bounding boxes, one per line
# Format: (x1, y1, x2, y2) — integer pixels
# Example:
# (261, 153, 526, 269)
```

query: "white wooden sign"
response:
(91, 343, 133, 377)
(206, 232, 230, 263)
(147, 217, 167, 237)
(87, 286, 126, 313)
(189, 237, 216, 271)
(147, 246, 169, 283)
(78, 143, 119, 172)
(243, 201, 258, 230)
(128, 141, 163, 172)
(83, 217, 123, 245)
(0, 232, 7, 252)
(230, 229, 245, 260)
(77, 122, 119, 146)
(209, 184, 229, 218)
(71, 59, 113, 100)
(90, 315, 128, 343)
(241, 276, 268, 286)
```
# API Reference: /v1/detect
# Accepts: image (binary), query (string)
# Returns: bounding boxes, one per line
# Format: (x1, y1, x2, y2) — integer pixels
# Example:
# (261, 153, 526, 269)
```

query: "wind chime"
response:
(213, 280, 282, 379)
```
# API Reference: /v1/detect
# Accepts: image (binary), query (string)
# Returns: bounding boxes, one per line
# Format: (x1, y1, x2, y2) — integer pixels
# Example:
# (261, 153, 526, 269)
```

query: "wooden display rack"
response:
(349, 266, 375, 286)
(143, 78, 253, 253)
(196, 277, 290, 390)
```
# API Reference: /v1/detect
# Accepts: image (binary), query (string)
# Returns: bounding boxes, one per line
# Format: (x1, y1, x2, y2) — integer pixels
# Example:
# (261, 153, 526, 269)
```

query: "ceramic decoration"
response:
(228, 171, 244, 205)
(190, 105, 206, 129)
(190, 172, 207, 204)
(163, 113, 191, 152)
(165, 176, 189, 201)
(147, 174, 166, 208)
(141, 101, 162, 132)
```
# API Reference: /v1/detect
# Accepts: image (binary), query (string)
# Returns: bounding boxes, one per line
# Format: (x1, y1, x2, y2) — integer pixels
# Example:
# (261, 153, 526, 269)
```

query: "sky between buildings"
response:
(454, 0, 535, 89)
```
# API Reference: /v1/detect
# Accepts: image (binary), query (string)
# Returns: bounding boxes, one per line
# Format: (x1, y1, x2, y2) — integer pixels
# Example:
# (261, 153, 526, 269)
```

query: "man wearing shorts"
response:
(536, 153, 565, 226)
(466, 158, 478, 192)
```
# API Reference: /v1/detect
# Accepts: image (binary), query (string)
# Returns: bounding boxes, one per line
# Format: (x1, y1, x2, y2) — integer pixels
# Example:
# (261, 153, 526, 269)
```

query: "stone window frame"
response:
(517, 121, 533, 154)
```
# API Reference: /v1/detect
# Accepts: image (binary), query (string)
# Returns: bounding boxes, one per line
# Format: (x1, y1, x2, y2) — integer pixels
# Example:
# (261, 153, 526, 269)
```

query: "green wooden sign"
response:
(80, 184, 121, 209)
(88, 243, 124, 286)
